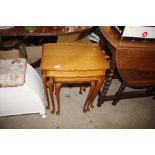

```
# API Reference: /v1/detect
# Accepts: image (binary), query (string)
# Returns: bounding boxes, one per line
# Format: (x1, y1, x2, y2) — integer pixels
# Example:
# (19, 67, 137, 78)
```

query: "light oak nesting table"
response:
(41, 43, 109, 115)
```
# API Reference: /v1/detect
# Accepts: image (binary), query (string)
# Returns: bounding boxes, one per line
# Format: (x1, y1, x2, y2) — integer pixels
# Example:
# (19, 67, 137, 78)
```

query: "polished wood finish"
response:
(48, 77, 55, 114)
(41, 43, 109, 114)
(98, 26, 155, 106)
(112, 48, 155, 105)
(112, 81, 126, 105)
(41, 43, 109, 71)
(116, 49, 155, 88)
(42, 70, 50, 110)
(83, 81, 95, 112)
(55, 82, 62, 115)
(0, 26, 93, 68)
(0, 26, 92, 36)
(47, 70, 105, 77)
(87, 76, 104, 110)
(54, 76, 105, 113)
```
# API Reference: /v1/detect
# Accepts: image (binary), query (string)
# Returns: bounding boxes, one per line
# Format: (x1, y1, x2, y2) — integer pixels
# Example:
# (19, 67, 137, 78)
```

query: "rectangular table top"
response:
(41, 43, 109, 71)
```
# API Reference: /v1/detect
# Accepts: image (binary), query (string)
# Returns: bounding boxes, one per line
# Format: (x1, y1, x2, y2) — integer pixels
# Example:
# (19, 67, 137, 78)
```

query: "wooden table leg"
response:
(87, 76, 104, 111)
(79, 86, 86, 94)
(112, 81, 126, 105)
(97, 69, 115, 107)
(55, 82, 62, 115)
(83, 81, 95, 113)
(19, 43, 28, 59)
(48, 77, 55, 114)
(42, 71, 50, 110)
(79, 86, 83, 94)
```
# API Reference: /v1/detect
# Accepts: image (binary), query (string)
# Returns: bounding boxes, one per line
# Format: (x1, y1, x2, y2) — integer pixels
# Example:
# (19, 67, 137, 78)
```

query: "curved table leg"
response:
(55, 82, 62, 115)
(42, 72, 50, 110)
(83, 81, 95, 113)
(48, 77, 55, 114)
(90, 76, 104, 110)
(86, 76, 104, 112)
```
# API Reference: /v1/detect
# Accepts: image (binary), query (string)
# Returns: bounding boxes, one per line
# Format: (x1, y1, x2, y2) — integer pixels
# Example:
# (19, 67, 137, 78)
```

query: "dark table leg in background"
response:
(31, 58, 42, 68)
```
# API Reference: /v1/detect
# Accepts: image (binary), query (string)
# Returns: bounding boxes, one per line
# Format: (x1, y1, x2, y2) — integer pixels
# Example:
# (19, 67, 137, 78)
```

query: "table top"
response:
(99, 26, 155, 49)
(0, 26, 93, 36)
(41, 43, 109, 71)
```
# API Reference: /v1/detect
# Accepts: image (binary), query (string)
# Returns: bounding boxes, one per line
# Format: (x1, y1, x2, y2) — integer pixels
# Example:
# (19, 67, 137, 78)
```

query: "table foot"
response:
(87, 76, 104, 109)
(46, 105, 50, 110)
(56, 111, 60, 115)
(83, 108, 88, 113)
(83, 107, 90, 113)
(90, 105, 94, 109)
(51, 109, 55, 114)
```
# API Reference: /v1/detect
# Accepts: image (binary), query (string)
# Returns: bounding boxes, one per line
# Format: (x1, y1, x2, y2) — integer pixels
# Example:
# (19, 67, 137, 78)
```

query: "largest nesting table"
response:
(41, 43, 109, 115)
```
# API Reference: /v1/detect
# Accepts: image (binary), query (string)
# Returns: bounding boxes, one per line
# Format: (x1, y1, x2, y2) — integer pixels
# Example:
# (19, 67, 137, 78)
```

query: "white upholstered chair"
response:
(0, 58, 46, 118)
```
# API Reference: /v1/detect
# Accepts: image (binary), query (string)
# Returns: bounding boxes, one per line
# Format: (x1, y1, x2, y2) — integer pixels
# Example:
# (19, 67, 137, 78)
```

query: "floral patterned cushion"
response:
(0, 58, 27, 87)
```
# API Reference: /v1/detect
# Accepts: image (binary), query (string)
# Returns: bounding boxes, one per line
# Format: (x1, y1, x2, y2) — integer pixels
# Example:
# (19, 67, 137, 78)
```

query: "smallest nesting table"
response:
(41, 43, 109, 115)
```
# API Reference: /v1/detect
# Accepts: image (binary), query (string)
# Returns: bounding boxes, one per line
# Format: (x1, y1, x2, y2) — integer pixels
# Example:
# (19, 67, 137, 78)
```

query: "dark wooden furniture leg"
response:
(48, 77, 55, 114)
(79, 86, 86, 94)
(97, 69, 115, 107)
(55, 82, 62, 115)
(79, 86, 83, 94)
(31, 58, 41, 68)
(112, 81, 126, 105)
(19, 43, 28, 59)
(83, 81, 95, 113)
